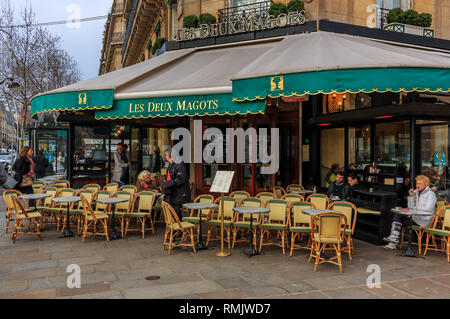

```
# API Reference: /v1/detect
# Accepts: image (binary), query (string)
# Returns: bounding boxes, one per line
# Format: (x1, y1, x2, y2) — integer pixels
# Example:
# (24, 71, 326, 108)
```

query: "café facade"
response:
(30, 18, 450, 202)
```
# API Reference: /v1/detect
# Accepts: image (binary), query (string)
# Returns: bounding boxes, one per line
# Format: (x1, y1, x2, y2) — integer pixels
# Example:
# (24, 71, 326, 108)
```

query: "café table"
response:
(96, 197, 129, 240)
(52, 196, 81, 238)
(391, 207, 433, 258)
(288, 189, 314, 195)
(233, 206, 270, 258)
(182, 202, 218, 250)
(302, 208, 340, 216)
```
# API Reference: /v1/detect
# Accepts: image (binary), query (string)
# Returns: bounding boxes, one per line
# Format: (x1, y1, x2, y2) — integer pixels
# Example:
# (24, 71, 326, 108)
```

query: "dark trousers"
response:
(172, 204, 183, 221)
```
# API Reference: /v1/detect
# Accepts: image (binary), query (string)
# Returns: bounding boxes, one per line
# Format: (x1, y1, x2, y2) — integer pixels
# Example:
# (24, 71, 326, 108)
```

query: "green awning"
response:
(95, 93, 265, 120)
(232, 67, 450, 102)
(31, 89, 114, 119)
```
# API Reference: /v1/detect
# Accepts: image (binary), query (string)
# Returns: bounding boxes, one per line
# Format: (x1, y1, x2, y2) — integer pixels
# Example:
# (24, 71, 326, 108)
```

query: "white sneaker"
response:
(383, 242, 398, 250)
(383, 235, 400, 244)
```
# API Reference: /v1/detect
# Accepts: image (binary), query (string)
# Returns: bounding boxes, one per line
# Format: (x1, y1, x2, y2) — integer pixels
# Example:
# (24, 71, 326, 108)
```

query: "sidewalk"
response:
(1, 189, 450, 299)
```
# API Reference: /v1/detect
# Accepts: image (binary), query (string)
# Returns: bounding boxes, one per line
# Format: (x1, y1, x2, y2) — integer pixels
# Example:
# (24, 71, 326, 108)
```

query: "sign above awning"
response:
(94, 93, 265, 120)
(31, 89, 113, 119)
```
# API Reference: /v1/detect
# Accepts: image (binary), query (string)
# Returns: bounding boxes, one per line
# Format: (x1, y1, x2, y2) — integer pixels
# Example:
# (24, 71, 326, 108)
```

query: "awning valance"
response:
(31, 89, 114, 119)
(94, 93, 265, 120)
(231, 32, 450, 102)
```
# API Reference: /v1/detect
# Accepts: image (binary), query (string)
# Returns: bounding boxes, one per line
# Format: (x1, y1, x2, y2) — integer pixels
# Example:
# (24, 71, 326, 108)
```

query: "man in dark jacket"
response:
(327, 170, 348, 200)
(346, 173, 364, 202)
(32, 150, 50, 179)
(162, 148, 190, 220)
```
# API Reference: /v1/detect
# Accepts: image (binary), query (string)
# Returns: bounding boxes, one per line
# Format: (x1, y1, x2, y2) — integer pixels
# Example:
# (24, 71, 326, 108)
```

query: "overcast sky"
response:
(11, 0, 113, 81)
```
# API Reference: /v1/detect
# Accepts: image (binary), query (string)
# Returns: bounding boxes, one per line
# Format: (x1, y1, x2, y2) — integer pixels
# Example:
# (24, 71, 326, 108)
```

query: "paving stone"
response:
(427, 274, 450, 287)
(0, 254, 52, 265)
(322, 287, 381, 299)
(214, 277, 252, 289)
(124, 280, 225, 299)
(267, 291, 330, 299)
(304, 277, 353, 290)
(15, 260, 58, 271)
(5, 268, 57, 281)
(198, 288, 249, 299)
(70, 289, 122, 299)
(57, 282, 112, 297)
(0, 288, 57, 299)
(388, 278, 450, 298)
(58, 255, 105, 267)
(361, 285, 415, 299)
(0, 280, 29, 294)
(398, 266, 440, 278)
(111, 279, 159, 291)
(0, 264, 13, 274)
(31, 276, 67, 290)
(240, 285, 289, 298)
(170, 262, 216, 273)
(277, 281, 316, 294)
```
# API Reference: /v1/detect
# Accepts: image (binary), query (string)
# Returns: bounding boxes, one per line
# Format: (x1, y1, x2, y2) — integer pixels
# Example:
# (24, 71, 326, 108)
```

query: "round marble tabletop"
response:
(288, 190, 314, 195)
(38, 175, 65, 182)
(233, 207, 270, 214)
(182, 203, 218, 210)
(302, 208, 340, 216)
(391, 207, 433, 217)
(20, 193, 52, 201)
(96, 197, 129, 205)
(52, 196, 81, 204)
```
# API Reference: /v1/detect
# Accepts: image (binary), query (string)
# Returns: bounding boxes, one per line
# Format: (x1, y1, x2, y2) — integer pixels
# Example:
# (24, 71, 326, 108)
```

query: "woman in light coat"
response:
(383, 175, 437, 250)
(112, 143, 129, 185)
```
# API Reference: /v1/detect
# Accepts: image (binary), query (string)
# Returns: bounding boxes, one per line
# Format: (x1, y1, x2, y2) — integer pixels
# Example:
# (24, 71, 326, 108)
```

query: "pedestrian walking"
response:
(12, 147, 35, 194)
(112, 143, 129, 186)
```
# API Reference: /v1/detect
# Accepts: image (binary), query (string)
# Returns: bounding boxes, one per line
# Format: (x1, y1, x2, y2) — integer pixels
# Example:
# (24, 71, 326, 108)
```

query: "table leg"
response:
(110, 203, 121, 240)
(60, 205, 74, 238)
(402, 216, 417, 257)
(196, 211, 207, 250)
(244, 217, 260, 258)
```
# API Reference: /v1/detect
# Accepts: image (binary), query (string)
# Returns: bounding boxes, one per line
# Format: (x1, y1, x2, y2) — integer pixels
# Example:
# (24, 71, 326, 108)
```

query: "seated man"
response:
(346, 173, 364, 201)
(327, 171, 348, 200)
(383, 175, 437, 250)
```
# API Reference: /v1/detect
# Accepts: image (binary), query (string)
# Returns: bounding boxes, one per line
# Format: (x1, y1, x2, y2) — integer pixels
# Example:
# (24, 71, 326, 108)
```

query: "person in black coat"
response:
(32, 150, 50, 180)
(12, 147, 35, 194)
(162, 147, 190, 221)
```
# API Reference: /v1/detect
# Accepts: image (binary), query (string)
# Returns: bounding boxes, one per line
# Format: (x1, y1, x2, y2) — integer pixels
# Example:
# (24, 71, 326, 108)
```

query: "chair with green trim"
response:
(124, 191, 156, 238)
(437, 197, 449, 210)
(256, 192, 276, 207)
(32, 181, 46, 194)
(230, 191, 251, 204)
(286, 184, 304, 193)
(273, 186, 286, 199)
(309, 212, 347, 273)
(206, 197, 236, 249)
(183, 194, 215, 240)
(70, 189, 95, 235)
(162, 201, 196, 255)
(328, 201, 357, 260)
(103, 183, 119, 193)
(108, 191, 133, 238)
(289, 201, 316, 256)
(232, 197, 262, 248)
(120, 185, 137, 196)
(3, 190, 35, 234)
(82, 184, 101, 193)
(259, 199, 289, 255)
(53, 180, 70, 188)
(423, 205, 450, 262)
(11, 196, 42, 244)
(54, 188, 76, 232)
(307, 193, 330, 210)
(80, 196, 109, 244)
(282, 193, 304, 206)
(36, 187, 59, 228)
(93, 191, 111, 215)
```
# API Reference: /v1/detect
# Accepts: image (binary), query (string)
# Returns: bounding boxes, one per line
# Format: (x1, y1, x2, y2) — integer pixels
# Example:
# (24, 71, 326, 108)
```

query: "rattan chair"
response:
(328, 201, 358, 260)
(282, 193, 304, 205)
(230, 191, 251, 204)
(309, 212, 347, 273)
(232, 197, 262, 248)
(256, 192, 276, 207)
(286, 184, 305, 193)
(273, 186, 286, 199)
(108, 191, 133, 238)
(3, 190, 34, 234)
(289, 201, 316, 256)
(94, 191, 112, 215)
(82, 184, 101, 192)
(120, 185, 138, 196)
(70, 189, 95, 234)
(11, 196, 42, 244)
(52, 188, 75, 232)
(259, 199, 289, 255)
(125, 191, 156, 238)
(53, 180, 70, 188)
(103, 183, 119, 193)
(423, 205, 450, 262)
(32, 181, 46, 194)
(36, 187, 59, 228)
(206, 197, 236, 249)
(307, 193, 330, 210)
(161, 201, 196, 255)
(80, 196, 109, 244)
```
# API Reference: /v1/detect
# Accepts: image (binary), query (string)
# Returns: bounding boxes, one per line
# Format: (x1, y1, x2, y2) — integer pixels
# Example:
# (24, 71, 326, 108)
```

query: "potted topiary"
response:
(385, 8, 433, 37)
(268, 2, 287, 17)
(199, 13, 216, 25)
(183, 15, 199, 28)
(287, 0, 304, 13)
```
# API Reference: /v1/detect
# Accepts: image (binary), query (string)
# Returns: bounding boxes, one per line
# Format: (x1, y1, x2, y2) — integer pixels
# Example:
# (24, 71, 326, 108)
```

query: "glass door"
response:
(419, 122, 449, 200)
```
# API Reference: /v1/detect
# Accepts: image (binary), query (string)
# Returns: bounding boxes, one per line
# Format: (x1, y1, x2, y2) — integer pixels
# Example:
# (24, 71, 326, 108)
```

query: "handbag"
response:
(20, 175, 33, 188)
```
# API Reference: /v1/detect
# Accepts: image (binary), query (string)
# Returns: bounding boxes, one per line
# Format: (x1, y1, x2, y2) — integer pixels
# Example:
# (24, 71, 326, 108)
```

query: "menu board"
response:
(210, 171, 235, 194)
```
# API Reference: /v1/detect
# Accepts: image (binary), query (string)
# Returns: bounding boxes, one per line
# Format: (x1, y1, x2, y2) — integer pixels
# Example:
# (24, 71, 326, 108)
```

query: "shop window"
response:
(420, 123, 449, 197)
(375, 121, 410, 168)
(141, 127, 173, 173)
(202, 123, 230, 187)
(321, 128, 345, 187)
(348, 125, 371, 170)
(322, 92, 402, 115)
